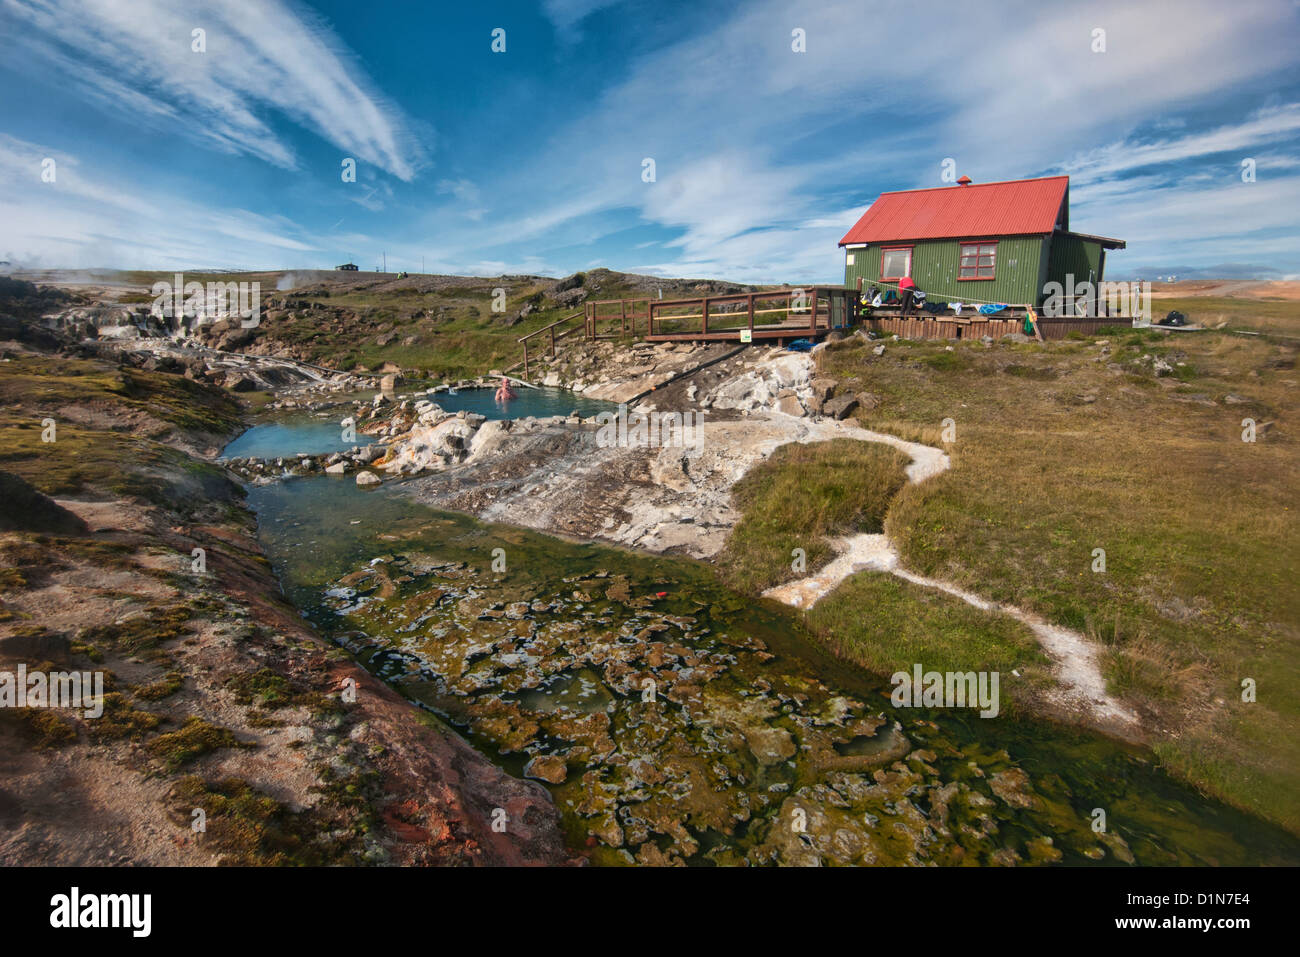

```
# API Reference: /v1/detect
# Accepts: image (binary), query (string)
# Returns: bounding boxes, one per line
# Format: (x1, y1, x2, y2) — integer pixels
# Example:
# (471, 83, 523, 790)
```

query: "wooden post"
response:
(747, 292, 755, 333)
(701, 297, 709, 335)
(522, 342, 529, 380)
(621, 300, 627, 336)
(810, 289, 818, 333)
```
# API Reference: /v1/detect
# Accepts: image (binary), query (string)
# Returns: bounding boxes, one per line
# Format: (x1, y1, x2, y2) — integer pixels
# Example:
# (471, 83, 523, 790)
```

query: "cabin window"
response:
(959, 242, 996, 280)
(880, 246, 912, 280)
(845, 252, 855, 265)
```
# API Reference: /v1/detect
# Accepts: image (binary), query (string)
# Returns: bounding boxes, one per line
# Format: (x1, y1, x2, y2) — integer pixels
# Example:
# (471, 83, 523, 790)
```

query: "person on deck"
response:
(898, 277, 919, 318)
(495, 376, 517, 402)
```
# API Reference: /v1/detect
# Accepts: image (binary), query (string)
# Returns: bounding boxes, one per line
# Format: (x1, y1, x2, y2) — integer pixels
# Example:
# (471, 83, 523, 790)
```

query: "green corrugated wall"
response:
(843, 236, 1047, 306)
(1045, 233, 1103, 289)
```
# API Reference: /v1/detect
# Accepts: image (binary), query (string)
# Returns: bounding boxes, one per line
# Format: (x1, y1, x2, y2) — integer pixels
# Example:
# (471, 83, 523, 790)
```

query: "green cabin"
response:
(839, 175, 1125, 310)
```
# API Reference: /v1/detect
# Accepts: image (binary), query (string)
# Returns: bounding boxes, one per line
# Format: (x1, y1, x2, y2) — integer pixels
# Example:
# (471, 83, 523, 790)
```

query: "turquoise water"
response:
(223, 413, 357, 459)
(428, 386, 615, 421)
(222, 386, 616, 460)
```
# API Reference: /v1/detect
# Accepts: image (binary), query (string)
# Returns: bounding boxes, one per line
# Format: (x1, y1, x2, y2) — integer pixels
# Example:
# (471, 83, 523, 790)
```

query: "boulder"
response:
(807, 377, 836, 414)
(224, 372, 260, 392)
(523, 754, 568, 785)
(776, 394, 805, 417)
(355, 471, 381, 487)
(823, 393, 860, 420)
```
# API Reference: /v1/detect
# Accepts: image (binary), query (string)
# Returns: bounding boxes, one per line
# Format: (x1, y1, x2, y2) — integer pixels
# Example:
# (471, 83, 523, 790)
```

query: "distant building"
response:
(336, 262, 358, 271)
(839, 175, 1125, 308)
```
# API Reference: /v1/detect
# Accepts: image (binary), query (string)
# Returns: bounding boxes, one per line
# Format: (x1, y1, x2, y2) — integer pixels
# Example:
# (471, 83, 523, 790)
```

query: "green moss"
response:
(146, 716, 244, 772)
(167, 775, 362, 866)
(0, 708, 78, 748)
(224, 668, 293, 709)
(80, 603, 194, 661)
(87, 692, 162, 741)
(134, 671, 184, 700)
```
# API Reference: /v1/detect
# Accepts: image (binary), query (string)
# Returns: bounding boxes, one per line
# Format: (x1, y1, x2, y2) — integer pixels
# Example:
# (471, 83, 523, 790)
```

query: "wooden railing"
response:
(586, 298, 653, 339)
(517, 310, 584, 380)
(517, 287, 859, 377)
(647, 286, 854, 340)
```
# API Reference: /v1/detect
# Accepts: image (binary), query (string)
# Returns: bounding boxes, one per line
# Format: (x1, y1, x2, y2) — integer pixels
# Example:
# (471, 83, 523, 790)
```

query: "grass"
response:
(1151, 295, 1300, 336)
(0, 355, 243, 517)
(224, 668, 294, 709)
(717, 440, 909, 593)
(809, 315, 1299, 831)
(806, 573, 1052, 716)
(0, 354, 241, 437)
(715, 438, 1051, 718)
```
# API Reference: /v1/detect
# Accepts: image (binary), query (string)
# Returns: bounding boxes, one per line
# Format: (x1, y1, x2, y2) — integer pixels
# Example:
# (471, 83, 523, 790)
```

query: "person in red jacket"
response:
(898, 277, 919, 318)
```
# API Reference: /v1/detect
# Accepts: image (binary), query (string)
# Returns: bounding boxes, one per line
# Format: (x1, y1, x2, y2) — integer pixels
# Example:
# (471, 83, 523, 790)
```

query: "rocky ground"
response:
(311, 538, 1143, 866)
(0, 302, 573, 865)
(392, 339, 894, 557)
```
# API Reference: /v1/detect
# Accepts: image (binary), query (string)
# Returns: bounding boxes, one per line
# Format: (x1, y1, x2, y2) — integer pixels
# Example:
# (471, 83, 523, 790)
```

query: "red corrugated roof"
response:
(839, 176, 1069, 246)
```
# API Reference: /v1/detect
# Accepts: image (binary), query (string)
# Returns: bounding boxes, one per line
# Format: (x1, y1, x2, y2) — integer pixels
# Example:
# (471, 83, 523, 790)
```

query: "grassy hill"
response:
(100, 267, 764, 380)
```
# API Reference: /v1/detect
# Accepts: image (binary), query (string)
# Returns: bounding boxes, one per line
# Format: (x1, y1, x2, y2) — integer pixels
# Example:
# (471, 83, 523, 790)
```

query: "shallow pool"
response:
(222, 386, 616, 460)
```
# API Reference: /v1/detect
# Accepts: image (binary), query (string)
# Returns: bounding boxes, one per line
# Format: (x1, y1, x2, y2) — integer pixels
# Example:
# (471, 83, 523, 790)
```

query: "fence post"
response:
(702, 297, 709, 335)
(810, 289, 818, 334)
(522, 341, 529, 380)
(748, 292, 754, 333)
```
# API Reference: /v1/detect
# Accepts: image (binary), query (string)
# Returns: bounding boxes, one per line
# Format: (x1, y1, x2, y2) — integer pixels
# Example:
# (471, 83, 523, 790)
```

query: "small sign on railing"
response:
(739, 329, 752, 343)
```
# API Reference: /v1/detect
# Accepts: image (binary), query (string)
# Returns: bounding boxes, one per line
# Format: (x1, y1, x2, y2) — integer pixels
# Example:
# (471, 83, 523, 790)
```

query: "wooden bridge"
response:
(517, 286, 855, 379)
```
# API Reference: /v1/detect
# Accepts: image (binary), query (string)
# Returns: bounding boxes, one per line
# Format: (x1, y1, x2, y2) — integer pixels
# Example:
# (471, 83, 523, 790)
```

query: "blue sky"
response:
(2, 0, 1299, 282)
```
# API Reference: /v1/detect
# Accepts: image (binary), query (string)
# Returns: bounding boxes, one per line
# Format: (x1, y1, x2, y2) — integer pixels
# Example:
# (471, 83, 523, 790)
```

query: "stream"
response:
(231, 395, 1300, 866)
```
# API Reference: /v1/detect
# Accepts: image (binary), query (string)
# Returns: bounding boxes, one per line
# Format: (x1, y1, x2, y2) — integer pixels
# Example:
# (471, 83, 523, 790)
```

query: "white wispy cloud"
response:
(0, 134, 327, 268)
(542, 0, 623, 40)
(1061, 104, 1300, 185)
(0, 0, 425, 179)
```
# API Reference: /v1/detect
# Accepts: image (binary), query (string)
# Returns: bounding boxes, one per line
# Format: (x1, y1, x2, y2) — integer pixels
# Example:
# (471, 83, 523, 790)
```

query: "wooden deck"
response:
(863, 311, 1125, 341)
(591, 287, 855, 344)
(516, 284, 1134, 379)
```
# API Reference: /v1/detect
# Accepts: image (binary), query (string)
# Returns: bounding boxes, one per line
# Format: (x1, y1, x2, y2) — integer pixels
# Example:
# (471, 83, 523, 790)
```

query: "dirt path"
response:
(761, 356, 1138, 733)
